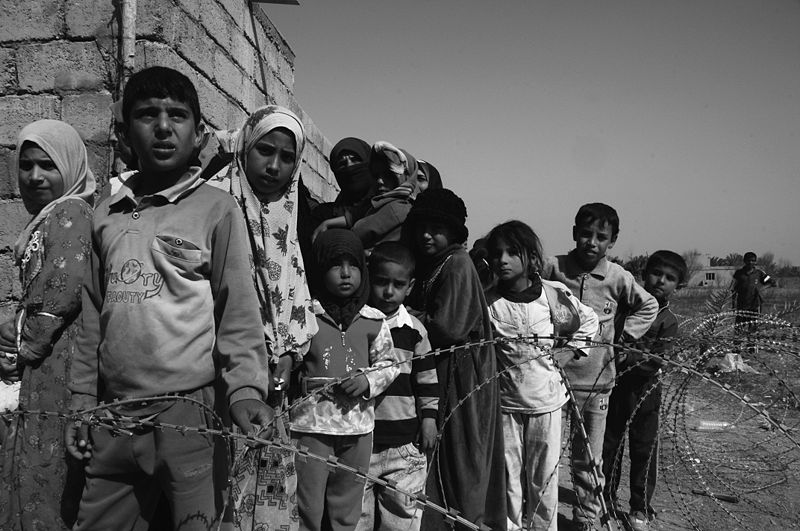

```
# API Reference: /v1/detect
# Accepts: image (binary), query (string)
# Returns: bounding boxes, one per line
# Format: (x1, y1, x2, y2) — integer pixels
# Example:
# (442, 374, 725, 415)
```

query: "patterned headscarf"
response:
(13, 119, 96, 264)
(223, 105, 318, 362)
(368, 141, 420, 208)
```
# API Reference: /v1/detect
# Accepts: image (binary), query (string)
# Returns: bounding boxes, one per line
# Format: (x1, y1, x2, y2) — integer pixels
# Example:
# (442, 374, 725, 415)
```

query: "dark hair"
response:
(574, 202, 620, 238)
(645, 250, 688, 286)
(368, 241, 415, 276)
(743, 251, 757, 261)
(486, 220, 544, 277)
(122, 66, 201, 126)
(403, 188, 469, 245)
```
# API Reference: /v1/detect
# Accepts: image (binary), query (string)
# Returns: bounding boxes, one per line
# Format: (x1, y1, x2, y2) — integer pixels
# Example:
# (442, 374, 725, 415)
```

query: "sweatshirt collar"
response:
(109, 167, 204, 207)
(565, 250, 609, 279)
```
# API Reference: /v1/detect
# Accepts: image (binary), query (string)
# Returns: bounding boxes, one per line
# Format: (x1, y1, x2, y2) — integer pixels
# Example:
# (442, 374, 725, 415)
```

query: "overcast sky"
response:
(267, 0, 800, 265)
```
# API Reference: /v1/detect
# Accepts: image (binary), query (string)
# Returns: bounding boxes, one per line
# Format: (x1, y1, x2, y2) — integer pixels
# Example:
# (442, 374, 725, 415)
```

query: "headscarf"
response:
(368, 141, 420, 208)
(224, 105, 318, 362)
(13, 119, 96, 264)
(312, 228, 370, 328)
(418, 159, 443, 191)
(330, 137, 373, 199)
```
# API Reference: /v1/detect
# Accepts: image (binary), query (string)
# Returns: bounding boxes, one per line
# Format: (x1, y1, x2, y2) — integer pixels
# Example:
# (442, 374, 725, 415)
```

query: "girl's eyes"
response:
(19, 160, 57, 171)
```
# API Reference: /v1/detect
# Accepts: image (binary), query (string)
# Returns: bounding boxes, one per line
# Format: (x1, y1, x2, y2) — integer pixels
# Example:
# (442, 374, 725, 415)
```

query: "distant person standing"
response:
(731, 252, 776, 348)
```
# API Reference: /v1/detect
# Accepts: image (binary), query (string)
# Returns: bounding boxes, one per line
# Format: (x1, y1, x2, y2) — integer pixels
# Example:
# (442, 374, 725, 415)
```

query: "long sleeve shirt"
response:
(69, 169, 270, 412)
(541, 252, 658, 391)
(290, 302, 398, 436)
(373, 304, 438, 447)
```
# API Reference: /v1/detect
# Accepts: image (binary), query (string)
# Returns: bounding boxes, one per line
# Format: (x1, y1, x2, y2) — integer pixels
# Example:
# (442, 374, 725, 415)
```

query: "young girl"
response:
(0, 119, 95, 530)
(484, 220, 598, 531)
(402, 188, 506, 531)
(291, 228, 398, 531)
(213, 105, 319, 530)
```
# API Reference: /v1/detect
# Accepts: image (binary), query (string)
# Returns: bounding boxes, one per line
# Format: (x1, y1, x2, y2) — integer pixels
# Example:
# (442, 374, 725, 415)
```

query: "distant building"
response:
(686, 255, 736, 288)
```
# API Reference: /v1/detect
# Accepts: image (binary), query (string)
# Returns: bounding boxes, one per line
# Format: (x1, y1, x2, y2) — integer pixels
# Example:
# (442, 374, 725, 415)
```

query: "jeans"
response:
(356, 442, 427, 531)
(503, 410, 561, 531)
(565, 389, 609, 524)
(74, 389, 220, 531)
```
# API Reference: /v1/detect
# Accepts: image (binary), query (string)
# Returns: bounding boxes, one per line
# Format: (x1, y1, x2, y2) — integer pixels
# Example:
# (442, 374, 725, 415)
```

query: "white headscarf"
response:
(13, 119, 96, 264)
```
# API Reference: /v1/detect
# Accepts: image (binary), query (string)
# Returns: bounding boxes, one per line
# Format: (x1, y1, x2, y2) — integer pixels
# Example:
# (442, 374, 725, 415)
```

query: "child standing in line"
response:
(65, 66, 274, 530)
(402, 188, 507, 531)
(356, 242, 438, 531)
(541, 202, 658, 531)
(602, 251, 687, 531)
(291, 229, 398, 531)
(485, 220, 598, 531)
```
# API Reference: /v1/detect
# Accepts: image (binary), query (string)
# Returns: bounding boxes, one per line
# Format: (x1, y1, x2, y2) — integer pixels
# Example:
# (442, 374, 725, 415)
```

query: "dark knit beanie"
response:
(404, 188, 469, 244)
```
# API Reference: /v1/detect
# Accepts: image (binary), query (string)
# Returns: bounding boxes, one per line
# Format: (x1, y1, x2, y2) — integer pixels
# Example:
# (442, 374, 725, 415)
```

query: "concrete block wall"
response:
(0, 0, 337, 312)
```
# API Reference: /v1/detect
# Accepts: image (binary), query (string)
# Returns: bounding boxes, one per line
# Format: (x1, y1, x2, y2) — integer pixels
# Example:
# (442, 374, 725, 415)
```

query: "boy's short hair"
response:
(122, 66, 201, 125)
(743, 251, 757, 261)
(369, 241, 415, 276)
(574, 202, 620, 238)
(645, 250, 688, 286)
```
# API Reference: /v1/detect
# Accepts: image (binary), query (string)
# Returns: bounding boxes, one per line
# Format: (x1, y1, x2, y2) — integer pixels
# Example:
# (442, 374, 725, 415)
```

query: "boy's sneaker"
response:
(628, 510, 650, 531)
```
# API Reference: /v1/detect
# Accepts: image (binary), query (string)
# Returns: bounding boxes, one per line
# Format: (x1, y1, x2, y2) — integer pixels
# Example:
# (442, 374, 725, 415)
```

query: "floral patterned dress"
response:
(0, 198, 93, 530)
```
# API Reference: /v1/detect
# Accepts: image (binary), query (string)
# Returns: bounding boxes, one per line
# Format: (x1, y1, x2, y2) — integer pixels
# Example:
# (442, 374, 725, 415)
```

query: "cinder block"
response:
(0, 147, 15, 198)
(276, 53, 294, 90)
(0, 0, 63, 42)
(218, 0, 246, 31)
(136, 0, 181, 43)
(224, 103, 246, 131)
(65, 0, 115, 39)
(0, 47, 16, 91)
(176, 17, 216, 73)
(17, 41, 109, 93)
(229, 32, 255, 76)
(0, 251, 22, 301)
(62, 91, 113, 143)
(136, 41, 186, 73)
(198, 0, 232, 49)
(193, 76, 230, 130)
(212, 50, 245, 104)
(0, 95, 61, 145)
(0, 200, 31, 251)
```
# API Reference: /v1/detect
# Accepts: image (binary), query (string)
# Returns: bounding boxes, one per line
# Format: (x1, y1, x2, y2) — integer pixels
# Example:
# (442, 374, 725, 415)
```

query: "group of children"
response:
(1, 65, 692, 531)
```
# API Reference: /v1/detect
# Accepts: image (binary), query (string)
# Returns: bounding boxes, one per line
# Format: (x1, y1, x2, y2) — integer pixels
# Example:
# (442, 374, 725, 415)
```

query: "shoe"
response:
(628, 510, 650, 531)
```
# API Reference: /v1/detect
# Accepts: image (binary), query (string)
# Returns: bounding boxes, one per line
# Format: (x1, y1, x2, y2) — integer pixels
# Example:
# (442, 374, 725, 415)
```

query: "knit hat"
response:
(312, 228, 370, 327)
(404, 188, 469, 244)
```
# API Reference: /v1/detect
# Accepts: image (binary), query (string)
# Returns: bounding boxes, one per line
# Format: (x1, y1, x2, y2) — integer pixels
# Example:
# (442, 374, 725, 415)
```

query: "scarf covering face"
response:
(312, 228, 370, 328)
(368, 141, 420, 208)
(224, 105, 318, 361)
(13, 119, 96, 264)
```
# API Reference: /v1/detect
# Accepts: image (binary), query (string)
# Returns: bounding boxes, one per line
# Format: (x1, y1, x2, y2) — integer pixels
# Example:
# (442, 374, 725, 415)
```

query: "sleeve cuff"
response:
(229, 386, 265, 406)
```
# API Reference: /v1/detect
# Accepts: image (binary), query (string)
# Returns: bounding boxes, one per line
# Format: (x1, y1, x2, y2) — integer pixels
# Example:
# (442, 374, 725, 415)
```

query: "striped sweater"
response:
(373, 304, 439, 447)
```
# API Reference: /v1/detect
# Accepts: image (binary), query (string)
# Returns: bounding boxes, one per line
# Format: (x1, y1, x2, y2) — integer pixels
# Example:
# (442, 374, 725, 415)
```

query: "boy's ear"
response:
(407, 277, 416, 293)
(193, 121, 206, 150)
(608, 234, 617, 250)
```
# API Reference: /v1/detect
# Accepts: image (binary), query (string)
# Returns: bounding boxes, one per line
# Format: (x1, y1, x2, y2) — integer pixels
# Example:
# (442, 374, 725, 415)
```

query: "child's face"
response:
(369, 261, 414, 316)
(323, 257, 362, 298)
(124, 97, 202, 177)
(572, 220, 616, 270)
(415, 221, 455, 257)
(644, 264, 680, 304)
(416, 168, 430, 193)
(245, 129, 297, 201)
(375, 169, 399, 195)
(18, 144, 64, 215)
(489, 239, 527, 289)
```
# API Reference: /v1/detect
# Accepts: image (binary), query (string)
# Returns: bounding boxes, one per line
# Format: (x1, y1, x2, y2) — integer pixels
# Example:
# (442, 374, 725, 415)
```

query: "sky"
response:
(265, 0, 800, 265)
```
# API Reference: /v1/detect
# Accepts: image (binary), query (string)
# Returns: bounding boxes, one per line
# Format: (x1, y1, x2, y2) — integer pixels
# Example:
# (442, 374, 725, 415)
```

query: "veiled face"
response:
(18, 144, 64, 214)
(244, 128, 297, 202)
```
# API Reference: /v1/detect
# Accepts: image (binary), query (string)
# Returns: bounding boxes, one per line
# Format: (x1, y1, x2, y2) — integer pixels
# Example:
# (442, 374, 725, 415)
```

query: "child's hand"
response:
(338, 373, 370, 398)
(0, 319, 16, 356)
(230, 399, 276, 442)
(419, 417, 438, 452)
(65, 418, 93, 460)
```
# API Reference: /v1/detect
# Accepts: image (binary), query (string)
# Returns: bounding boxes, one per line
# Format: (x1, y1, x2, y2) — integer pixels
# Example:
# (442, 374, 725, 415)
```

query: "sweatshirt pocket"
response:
(151, 235, 204, 281)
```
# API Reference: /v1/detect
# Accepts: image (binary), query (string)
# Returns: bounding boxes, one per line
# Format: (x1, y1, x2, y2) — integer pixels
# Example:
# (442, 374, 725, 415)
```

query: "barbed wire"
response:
(2, 306, 799, 530)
